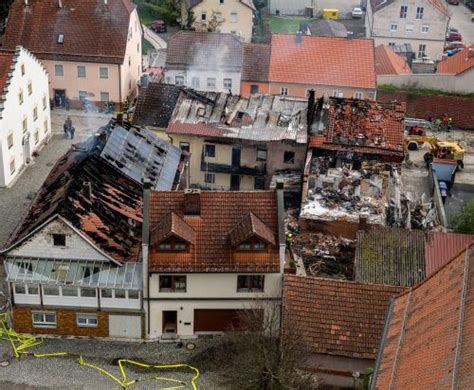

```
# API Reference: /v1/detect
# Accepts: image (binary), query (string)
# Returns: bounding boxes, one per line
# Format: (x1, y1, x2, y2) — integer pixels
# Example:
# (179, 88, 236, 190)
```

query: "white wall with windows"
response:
(0, 46, 51, 187)
(164, 69, 241, 94)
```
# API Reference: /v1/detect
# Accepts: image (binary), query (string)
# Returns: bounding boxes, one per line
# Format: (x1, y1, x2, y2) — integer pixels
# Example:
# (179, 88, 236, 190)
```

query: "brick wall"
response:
(377, 91, 474, 130)
(12, 307, 144, 338)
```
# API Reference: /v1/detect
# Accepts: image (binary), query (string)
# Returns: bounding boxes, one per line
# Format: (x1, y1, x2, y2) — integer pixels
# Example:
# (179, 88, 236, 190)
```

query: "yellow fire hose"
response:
(0, 313, 200, 389)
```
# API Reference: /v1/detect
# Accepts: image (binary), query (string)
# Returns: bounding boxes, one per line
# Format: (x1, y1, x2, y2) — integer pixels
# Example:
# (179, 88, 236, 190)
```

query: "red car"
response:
(446, 31, 462, 41)
(150, 20, 167, 33)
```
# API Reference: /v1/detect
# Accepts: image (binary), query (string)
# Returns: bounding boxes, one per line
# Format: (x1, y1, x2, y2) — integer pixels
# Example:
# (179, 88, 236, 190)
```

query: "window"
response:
(201, 12, 207, 21)
(280, 87, 288, 96)
(115, 290, 126, 299)
(128, 290, 139, 299)
(158, 241, 187, 251)
(230, 12, 237, 23)
(179, 142, 190, 152)
(204, 144, 216, 157)
(215, 12, 223, 22)
(237, 241, 267, 251)
(17, 284, 39, 295)
(256, 148, 267, 161)
(9, 159, 15, 175)
(33, 106, 38, 121)
(159, 275, 187, 292)
(220, 0, 224, 3)
(62, 286, 78, 297)
(388, 42, 396, 47)
(416, 7, 424, 19)
(400, 5, 407, 18)
(100, 92, 109, 102)
(175, 75, 185, 86)
(57, 33, 64, 43)
(42, 96, 47, 110)
(53, 233, 66, 246)
(79, 91, 88, 100)
(28, 81, 32, 95)
(19, 90, 24, 105)
(204, 173, 215, 184)
(54, 64, 64, 76)
(27, 285, 39, 295)
(284, 151, 295, 164)
(15, 284, 26, 294)
(250, 84, 259, 94)
(17, 261, 32, 276)
(99, 67, 109, 79)
(191, 77, 200, 88)
(43, 286, 60, 296)
(21, 64, 25, 76)
(421, 25, 429, 33)
(390, 24, 398, 32)
(254, 176, 265, 190)
(237, 275, 265, 292)
(406, 24, 413, 32)
(101, 289, 113, 298)
(223, 78, 232, 90)
(34, 130, 39, 145)
(77, 314, 98, 327)
(207, 77, 216, 89)
(418, 44, 426, 58)
(7, 133, 13, 149)
(354, 91, 363, 99)
(32, 312, 56, 327)
(80, 288, 97, 298)
(77, 66, 86, 78)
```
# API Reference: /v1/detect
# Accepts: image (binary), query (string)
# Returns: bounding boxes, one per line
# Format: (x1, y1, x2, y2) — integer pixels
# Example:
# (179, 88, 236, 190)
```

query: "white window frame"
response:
(280, 87, 288, 96)
(100, 92, 110, 102)
(77, 65, 86, 78)
(207, 77, 216, 89)
(99, 67, 109, 79)
(390, 24, 398, 32)
(406, 24, 414, 33)
(54, 64, 64, 77)
(201, 12, 207, 21)
(76, 313, 98, 327)
(32, 311, 57, 328)
(400, 5, 408, 19)
(418, 44, 427, 58)
(175, 75, 185, 86)
(416, 7, 424, 20)
(191, 76, 200, 88)
(354, 91, 363, 99)
(223, 78, 232, 89)
(421, 25, 429, 33)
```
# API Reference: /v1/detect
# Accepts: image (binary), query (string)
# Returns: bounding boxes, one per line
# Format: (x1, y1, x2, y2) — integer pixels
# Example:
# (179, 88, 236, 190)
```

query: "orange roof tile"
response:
(269, 35, 376, 90)
(438, 46, 474, 75)
(375, 45, 412, 75)
(282, 275, 404, 359)
(229, 212, 276, 246)
(148, 191, 281, 272)
(373, 245, 474, 389)
(151, 212, 196, 246)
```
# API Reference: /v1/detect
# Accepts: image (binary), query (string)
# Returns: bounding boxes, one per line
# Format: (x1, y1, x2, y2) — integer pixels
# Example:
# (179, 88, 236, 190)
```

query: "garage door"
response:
(109, 315, 141, 338)
(194, 309, 262, 332)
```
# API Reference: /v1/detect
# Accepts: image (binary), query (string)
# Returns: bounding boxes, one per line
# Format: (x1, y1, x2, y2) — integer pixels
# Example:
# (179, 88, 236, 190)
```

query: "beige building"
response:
(181, 0, 255, 43)
(366, 0, 450, 61)
(3, 0, 142, 108)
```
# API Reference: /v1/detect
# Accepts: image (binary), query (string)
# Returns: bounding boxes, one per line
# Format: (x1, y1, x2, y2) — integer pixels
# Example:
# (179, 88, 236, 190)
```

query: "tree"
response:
(136, 0, 180, 25)
(454, 199, 474, 234)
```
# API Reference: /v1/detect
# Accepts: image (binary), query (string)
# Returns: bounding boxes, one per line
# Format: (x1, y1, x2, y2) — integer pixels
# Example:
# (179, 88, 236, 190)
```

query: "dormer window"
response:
(237, 241, 267, 252)
(158, 240, 188, 252)
(57, 33, 64, 44)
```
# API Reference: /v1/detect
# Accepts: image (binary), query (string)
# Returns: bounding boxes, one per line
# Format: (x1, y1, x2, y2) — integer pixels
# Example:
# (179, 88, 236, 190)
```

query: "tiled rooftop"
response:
(3, 0, 135, 64)
(0, 51, 15, 98)
(373, 245, 474, 389)
(438, 46, 474, 75)
(375, 45, 412, 75)
(282, 275, 404, 359)
(242, 43, 271, 82)
(269, 34, 376, 90)
(148, 191, 281, 272)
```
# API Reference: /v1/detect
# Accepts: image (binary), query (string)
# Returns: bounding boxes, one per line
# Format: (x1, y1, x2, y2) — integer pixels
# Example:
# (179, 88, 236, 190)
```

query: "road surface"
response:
(448, 3, 474, 45)
(143, 25, 167, 50)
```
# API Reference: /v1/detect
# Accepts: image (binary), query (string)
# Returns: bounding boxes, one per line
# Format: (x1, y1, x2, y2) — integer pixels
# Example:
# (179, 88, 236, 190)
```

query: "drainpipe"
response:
(276, 181, 285, 274)
(118, 64, 123, 105)
(142, 178, 151, 338)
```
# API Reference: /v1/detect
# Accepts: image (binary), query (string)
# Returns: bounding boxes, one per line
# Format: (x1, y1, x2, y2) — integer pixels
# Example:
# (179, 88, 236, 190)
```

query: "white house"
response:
(366, 0, 450, 61)
(0, 46, 51, 187)
(142, 189, 285, 339)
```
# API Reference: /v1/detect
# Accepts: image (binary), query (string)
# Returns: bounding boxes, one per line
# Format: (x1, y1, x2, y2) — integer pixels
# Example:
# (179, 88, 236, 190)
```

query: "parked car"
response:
(351, 7, 364, 18)
(447, 0, 460, 5)
(446, 31, 462, 41)
(150, 20, 167, 33)
(444, 42, 465, 51)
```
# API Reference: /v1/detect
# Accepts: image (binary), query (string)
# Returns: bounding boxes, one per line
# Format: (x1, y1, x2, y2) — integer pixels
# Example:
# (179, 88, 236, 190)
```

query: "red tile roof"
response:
(148, 191, 281, 272)
(425, 231, 474, 276)
(375, 45, 412, 75)
(184, 0, 255, 11)
(0, 51, 15, 97)
(438, 46, 474, 75)
(282, 275, 404, 359)
(373, 245, 474, 389)
(3, 0, 135, 64)
(151, 212, 196, 246)
(242, 43, 271, 82)
(229, 212, 276, 246)
(268, 35, 376, 90)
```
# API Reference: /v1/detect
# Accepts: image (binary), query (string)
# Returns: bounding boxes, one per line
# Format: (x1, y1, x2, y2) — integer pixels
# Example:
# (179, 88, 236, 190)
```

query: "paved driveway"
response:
(0, 110, 112, 248)
(448, 3, 474, 45)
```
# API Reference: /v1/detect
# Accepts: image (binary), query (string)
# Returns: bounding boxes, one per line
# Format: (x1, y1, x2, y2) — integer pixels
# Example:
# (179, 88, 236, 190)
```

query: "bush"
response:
(454, 199, 474, 234)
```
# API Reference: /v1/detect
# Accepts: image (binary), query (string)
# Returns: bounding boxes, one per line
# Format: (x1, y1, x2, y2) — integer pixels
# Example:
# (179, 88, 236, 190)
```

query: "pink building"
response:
(3, 0, 142, 108)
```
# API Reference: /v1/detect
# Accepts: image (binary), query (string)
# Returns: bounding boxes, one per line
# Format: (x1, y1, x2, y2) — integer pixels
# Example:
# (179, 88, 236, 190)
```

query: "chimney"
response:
(295, 31, 302, 44)
(58, 0, 63, 8)
(24, 0, 29, 6)
(184, 189, 201, 216)
(141, 178, 151, 337)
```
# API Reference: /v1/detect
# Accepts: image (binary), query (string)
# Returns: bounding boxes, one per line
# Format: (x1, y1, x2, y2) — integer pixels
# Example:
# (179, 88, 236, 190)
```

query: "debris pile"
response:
(291, 233, 355, 279)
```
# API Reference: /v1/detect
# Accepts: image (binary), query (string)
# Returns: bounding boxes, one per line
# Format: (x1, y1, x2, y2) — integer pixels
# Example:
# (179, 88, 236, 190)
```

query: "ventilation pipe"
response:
(58, 0, 63, 8)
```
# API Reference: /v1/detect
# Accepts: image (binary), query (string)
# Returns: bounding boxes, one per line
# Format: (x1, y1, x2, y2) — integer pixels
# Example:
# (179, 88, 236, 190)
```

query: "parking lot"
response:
(448, 3, 474, 44)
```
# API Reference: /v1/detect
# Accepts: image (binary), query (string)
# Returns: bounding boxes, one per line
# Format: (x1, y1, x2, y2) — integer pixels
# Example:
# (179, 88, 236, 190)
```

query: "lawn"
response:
(267, 17, 312, 34)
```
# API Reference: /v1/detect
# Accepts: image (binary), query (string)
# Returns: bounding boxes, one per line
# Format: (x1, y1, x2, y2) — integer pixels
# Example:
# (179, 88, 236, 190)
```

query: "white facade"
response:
(147, 272, 282, 338)
(366, 0, 450, 60)
(164, 69, 242, 95)
(0, 46, 51, 187)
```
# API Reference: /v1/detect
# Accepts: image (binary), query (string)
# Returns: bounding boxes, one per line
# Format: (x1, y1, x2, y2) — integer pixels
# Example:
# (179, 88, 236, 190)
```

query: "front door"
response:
(230, 175, 240, 191)
(162, 311, 177, 336)
(54, 89, 66, 107)
(231, 147, 241, 166)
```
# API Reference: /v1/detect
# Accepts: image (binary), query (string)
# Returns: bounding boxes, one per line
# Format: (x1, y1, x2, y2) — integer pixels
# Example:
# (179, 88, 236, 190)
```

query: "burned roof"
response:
(165, 31, 244, 72)
(282, 275, 404, 359)
(373, 245, 474, 389)
(3, 0, 135, 64)
(354, 228, 426, 287)
(310, 97, 405, 157)
(133, 83, 182, 128)
(148, 191, 281, 273)
(100, 123, 182, 190)
(3, 146, 143, 262)
(167, 90, 307, 143)
(242, 43, 271, 82)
